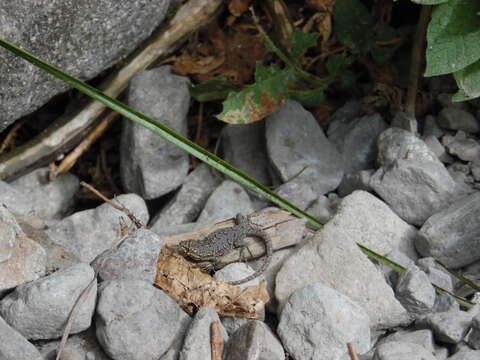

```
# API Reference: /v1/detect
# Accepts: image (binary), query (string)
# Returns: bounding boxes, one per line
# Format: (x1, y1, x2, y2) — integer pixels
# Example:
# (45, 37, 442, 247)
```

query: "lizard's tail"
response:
(228, 229, 272, 286)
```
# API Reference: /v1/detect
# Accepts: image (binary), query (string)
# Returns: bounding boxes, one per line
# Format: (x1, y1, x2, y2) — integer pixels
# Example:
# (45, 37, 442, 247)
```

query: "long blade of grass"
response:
(1, 38, 472, 309)
(0, 38, 321, 228)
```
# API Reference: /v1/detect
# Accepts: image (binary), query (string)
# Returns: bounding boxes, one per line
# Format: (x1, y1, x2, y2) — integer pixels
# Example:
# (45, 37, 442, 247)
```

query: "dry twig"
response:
(49, 110, 118, 180)
(0, 118, 26, 155)
(80, 181, 144, 228)
(211, 321, 224, 360)
(347, 342, 360, 360)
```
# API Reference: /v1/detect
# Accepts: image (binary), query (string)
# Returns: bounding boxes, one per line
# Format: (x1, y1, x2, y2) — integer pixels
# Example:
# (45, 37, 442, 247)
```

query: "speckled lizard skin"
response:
(179, 214, 272, 285)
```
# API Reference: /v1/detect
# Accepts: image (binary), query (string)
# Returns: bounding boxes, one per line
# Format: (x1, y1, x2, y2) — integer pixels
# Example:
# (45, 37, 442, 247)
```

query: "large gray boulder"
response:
(0, 0, 170, 131)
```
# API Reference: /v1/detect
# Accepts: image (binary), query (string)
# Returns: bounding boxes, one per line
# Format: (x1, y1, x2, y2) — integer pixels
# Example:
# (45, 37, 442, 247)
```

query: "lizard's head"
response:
(178, 239, 204, 260)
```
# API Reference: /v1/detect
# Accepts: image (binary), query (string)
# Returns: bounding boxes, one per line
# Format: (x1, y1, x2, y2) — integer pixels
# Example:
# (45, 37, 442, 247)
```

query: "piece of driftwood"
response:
(161, 209, 306, 267)
(0, 0, 224, 181)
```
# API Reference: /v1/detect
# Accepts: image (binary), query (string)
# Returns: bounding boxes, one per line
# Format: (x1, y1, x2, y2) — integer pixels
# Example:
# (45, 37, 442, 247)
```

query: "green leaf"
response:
(425, 0, 480, 76)
(189, 76, 238, 102)
(216, 65, 289, 124)
(334, 0, 374, 54)
(452, 59, 480, 101)
(289, 30, 319, 61)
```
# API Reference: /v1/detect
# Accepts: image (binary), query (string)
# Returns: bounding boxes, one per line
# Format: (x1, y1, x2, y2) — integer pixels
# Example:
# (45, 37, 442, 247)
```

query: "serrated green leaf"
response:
(452, 59, 480, 101)
(289, 30, 319, 61)
(189, 76, 238, 102)
(334, 0, 374, 54)
(217, 68, 289, 124)
(425, 0, 480, 76)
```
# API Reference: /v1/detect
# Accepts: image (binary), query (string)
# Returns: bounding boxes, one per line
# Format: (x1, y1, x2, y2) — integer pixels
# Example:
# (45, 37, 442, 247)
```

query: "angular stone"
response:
(371, 159, 463, 226)
(328, 113, 388, 174)
(416, 257, 454, 292)
(433, 293, 459, 313)
(416, 193, 480, 268)
(151, 164, 221, 228)
(423, 310, 473, 344)
(92, 228, 163, 283)
(197, 180, 253, 224)
(278, 284, 370, 360)
(0, 181, 33, 218)
(225, 321, 284, 360)
(373, 341, 436, 360)
(376, 329, 435, 354)
(376, 128, 438, 167)
(395, 266, 436, 316)
(18, 221, 80, 274)
(329, 191, 418, 258)
(266, 101, 343, 198)
(0, 0, 171, 130)
(179, 308, 228, 360)
(45, 193, 149, 262)
(443, 131, 480, 162)
(11, 168, 79, 220)
(337, 169, 374, 197)
(448, 350, 480, 360)
(0, 263, 96, 340)
(305, 195, 334, 223)
(275, 220, 410, 330)
(96, 279, 190, 360)
(424, 135, 454, 163)
(438, 107, 480, 134)
(0, 232, 46, 294)
(223, 121, 271, 187)
(121, 66, 190, 199)
(0, 316, 43, 360)
(467, 313, 480, 350)
(37, 328, 110, 360)
(274, 166, 321, 209)
(0, 221, 17, 263)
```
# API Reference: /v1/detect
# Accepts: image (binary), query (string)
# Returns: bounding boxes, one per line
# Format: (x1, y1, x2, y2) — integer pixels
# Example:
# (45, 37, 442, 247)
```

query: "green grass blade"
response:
(0, 38, 322, 228)
(2, 38, 473, 309)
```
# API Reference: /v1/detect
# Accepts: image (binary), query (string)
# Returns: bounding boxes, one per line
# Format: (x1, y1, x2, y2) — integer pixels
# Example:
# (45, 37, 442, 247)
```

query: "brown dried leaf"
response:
(154, 247, 269, 319)
(171, 22, 264, 85)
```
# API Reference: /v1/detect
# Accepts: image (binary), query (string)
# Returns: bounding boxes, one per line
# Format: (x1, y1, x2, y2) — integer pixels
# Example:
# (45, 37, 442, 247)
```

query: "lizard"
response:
(178, 214, 272, 285)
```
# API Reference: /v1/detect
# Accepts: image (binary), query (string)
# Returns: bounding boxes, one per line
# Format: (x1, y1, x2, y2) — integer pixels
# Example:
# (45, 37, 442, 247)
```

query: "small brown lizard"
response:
(178, 214, 272, 285)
